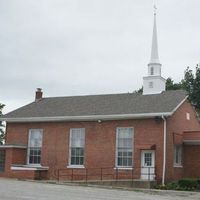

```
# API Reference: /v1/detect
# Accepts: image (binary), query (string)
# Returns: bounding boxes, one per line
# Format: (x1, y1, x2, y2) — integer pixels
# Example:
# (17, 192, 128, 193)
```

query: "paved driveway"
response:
(0, 178, 200, 200)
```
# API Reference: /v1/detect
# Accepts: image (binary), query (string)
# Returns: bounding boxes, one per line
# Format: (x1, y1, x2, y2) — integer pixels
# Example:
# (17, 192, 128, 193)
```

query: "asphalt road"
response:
(0, 178, 200, 200)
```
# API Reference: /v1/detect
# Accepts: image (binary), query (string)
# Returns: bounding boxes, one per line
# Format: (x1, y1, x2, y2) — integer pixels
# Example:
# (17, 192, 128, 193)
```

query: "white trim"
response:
(0, 145, 27, 149)
(143, 75, 166, 82)
(114, 167, 133, 170)
(11, 165, 49, 171)
(11, 166, 38, 171)
(67, 165, 85, 169)
(1, 112, 172, 122)
(173, 165, 183, 168)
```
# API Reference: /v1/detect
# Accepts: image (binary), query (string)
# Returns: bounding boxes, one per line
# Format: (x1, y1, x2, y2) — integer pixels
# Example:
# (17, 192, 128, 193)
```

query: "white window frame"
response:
(68, 128, 85, 168)
(173, 144, 182, 167)
(115, 127, 134, 169)
(27, 129, 43, 166)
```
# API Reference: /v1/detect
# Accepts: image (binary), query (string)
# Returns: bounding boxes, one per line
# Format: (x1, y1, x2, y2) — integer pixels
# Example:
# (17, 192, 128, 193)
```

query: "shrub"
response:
(178, 179, 198, 190)
(155, 179, 200, 191)
(155, 182, 179, 190)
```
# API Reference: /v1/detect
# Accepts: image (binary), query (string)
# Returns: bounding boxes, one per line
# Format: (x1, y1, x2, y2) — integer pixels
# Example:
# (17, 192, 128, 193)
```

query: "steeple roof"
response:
(149, 11, 160, 64)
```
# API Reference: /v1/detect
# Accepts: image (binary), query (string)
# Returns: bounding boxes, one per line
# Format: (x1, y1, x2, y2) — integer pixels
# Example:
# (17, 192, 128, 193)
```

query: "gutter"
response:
(1, 112, 172, 123)
(162, 115, 167, 186)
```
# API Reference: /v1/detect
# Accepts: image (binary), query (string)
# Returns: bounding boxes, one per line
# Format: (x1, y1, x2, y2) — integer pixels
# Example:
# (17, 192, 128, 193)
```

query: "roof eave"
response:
(1, 112, 173, 123)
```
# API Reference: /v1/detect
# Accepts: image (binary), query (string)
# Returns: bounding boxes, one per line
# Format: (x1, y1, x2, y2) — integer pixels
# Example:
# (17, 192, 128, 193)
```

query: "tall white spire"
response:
(143, 4, 166, 95)
(149, 6, 160, 64)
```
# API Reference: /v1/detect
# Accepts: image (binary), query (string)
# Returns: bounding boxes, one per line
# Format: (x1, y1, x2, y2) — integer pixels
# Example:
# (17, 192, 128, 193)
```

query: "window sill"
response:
(67, 165, 85, 169)
(173, 165, 183, 168)
(27, 164, 42, 167)
(114, 167, 133, 170)
(11, 164, 49, 171)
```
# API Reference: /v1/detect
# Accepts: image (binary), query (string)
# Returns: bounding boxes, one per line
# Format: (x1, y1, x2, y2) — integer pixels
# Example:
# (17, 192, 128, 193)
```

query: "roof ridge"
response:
(41, 89, 187, 100)
(43, 92, 139, 99)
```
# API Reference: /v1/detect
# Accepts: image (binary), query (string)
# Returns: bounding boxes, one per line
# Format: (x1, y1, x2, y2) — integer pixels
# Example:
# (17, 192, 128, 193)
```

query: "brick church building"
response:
(1, 10, 200, 185)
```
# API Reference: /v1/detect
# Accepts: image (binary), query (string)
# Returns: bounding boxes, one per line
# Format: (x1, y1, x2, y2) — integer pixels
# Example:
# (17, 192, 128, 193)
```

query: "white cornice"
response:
(0, 144, 27, 149)
(1, 112, 173, 123)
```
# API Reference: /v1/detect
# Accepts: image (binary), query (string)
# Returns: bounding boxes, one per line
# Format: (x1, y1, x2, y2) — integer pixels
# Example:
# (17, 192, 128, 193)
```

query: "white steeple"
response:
(143, 5, 166, 95)
(150, 7, 160, 64)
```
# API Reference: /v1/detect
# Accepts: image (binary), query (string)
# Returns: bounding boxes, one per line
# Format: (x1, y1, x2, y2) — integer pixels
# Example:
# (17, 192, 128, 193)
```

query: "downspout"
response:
(162, 115, 167, 186)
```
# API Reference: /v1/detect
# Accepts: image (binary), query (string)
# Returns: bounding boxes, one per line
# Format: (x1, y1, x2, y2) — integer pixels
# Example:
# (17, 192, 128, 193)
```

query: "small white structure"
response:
(143, 8, 166, 95)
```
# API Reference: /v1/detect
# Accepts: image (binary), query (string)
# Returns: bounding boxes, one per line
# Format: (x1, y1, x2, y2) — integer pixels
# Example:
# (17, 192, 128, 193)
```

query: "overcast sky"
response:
(1, 0, 200, 114)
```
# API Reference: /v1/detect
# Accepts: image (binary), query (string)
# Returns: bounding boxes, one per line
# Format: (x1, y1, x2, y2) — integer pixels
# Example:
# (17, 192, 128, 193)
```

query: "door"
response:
(141, 150, 155, 180)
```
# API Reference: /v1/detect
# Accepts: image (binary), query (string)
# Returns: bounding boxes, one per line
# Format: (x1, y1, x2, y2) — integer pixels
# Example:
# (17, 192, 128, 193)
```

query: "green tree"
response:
(166, 77, 183, 90)
(0, 103, 5, 145)
(182, 65, 200, 113)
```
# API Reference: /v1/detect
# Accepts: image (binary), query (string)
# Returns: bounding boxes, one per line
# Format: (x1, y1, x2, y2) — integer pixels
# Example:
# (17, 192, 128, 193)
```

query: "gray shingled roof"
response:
(2, 90, 187, 121)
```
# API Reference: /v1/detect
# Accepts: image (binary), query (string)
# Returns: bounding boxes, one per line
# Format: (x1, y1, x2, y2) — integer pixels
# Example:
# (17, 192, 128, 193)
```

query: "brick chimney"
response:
(35, 88, 43, 102)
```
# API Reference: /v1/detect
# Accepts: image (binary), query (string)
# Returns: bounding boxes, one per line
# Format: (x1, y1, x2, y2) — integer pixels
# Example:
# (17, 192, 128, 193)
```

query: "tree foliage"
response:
(165, 77, 183, 91)
(182, 65, 200, 113)
(0, 103, 5, 145)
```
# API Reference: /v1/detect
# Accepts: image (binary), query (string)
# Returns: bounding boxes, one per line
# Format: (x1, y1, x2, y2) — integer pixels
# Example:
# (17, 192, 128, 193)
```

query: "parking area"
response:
(0, 178, 200, 200)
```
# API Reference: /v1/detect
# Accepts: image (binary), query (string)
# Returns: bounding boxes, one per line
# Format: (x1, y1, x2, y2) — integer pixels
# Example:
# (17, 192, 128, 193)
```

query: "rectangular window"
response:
(27, 129, 43, 165)
(149, 81, 153, 88)
(116, 127, 133, 168)
(186, 112, 190, 120)
(174, 145, 182, 167)
(69, 128, 85, 166)
(150, 67, 154, 75)
(0, 150, 5, 172)
(144, 153, 152, 166)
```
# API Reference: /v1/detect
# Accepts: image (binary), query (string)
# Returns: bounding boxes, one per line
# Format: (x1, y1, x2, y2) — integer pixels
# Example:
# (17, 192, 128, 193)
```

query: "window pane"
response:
(144, 153, 152, 166)
(174, 145, 182, 165)
(0, 151, 5, 172)
(116, 128, 133, 167)
(70, 129, 85, 165)
(80, 157, 84, 165)
(29, 130, 43, 147)
(128, 158, 132, 166)
(28, 147, 42, 164)
(71, 157, 76, 165)
(28, 129, 43, 164)
(28, 130, 43, 165)
(71, 129, 85, 147)
(118, 158, 122, 166)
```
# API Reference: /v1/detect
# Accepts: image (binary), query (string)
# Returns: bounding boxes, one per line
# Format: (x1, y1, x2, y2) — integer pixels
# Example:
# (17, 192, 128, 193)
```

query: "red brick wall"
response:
(5, 119, 164, 181)
(166, 100, 200, 182)
(12, 149, 26, 165)
(183, 145, 200, 178)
